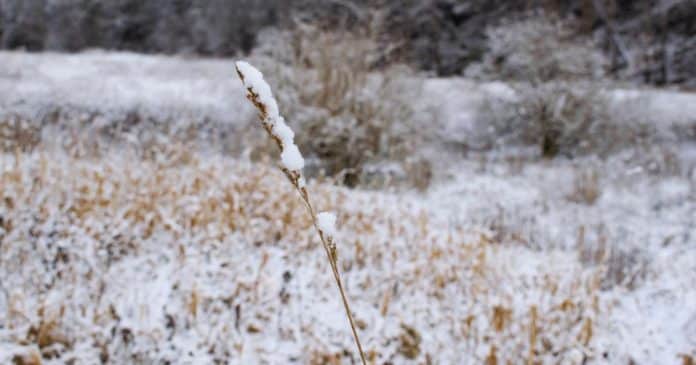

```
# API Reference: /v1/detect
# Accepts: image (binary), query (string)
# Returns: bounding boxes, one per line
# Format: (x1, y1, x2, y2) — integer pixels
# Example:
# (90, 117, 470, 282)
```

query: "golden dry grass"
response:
(0, 147, 615, 363)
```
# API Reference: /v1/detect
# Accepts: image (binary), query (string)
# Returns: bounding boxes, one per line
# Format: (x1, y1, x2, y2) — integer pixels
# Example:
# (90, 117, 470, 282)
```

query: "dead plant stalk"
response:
(235, 62, 368, 365)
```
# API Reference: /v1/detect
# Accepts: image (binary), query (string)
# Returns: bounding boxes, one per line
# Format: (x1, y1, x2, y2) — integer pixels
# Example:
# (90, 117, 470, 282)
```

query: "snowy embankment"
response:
(425, 78, 696, 149)
(0, 50, 247, 122)
(2, 50, 695, 132)
(1, 51, 695, 364)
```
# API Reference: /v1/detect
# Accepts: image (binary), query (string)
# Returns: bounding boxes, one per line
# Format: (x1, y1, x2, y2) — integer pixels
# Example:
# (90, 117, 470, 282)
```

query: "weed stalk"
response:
(235, 61, 368, 365)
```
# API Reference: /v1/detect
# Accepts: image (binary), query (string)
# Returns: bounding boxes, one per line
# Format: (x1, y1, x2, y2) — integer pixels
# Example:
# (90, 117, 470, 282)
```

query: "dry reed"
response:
(234, 61, 367, 365)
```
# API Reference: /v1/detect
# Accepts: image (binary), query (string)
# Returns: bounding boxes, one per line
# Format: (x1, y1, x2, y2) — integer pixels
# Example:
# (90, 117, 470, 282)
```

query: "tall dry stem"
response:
(235, 62, 367, 365)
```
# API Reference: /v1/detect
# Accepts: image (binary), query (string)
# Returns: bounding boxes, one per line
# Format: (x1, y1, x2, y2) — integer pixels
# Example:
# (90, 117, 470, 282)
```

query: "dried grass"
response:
(567, 168, 601, 205)
(0, 141, 619, 363)
(0, 116, 41, 152)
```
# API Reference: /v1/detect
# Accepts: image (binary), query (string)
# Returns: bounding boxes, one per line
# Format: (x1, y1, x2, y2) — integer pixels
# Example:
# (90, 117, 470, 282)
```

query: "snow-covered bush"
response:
(478, 81, 620, 157)
(246, 27, 431, 187)
(467, 15, 626, 157)
(469, 15, 607, 83)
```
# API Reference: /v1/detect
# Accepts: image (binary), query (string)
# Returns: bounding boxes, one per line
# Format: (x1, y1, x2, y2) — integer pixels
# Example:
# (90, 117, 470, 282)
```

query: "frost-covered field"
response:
(1, 52, 695, 364)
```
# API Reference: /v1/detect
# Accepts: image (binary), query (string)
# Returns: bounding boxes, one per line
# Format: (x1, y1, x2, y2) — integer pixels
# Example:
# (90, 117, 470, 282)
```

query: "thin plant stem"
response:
(236, 63, 368, 365)
(298, 188, 368, 365)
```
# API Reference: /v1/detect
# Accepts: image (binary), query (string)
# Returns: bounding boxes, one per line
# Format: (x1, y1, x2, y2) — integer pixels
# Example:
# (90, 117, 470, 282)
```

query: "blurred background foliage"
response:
(1, 0, 694, 88)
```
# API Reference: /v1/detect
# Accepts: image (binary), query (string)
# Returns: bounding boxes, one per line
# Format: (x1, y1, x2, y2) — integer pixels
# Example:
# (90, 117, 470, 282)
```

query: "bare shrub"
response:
(517, 82, 612, 157)
(248, 26, 431, 188)
(478, 81, 623, 157)
(468, 15, 636, 158)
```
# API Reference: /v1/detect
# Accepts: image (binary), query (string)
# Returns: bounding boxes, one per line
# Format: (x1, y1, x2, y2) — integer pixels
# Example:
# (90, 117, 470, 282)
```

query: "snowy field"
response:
(1, 51, 695, 364)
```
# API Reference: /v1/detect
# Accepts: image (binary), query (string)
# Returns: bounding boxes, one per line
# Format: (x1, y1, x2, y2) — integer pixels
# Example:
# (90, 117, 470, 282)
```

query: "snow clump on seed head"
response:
(316, 212, 337, 238)
(235, 60, 279, 121)
(235, 61, 304, 172)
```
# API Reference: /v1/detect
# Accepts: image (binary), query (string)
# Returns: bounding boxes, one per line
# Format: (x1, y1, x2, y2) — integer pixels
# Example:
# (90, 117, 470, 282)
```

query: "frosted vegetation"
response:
(234, 60, 367, 364)
(235, 61, 304, 173)
(1, 22, 695, 365)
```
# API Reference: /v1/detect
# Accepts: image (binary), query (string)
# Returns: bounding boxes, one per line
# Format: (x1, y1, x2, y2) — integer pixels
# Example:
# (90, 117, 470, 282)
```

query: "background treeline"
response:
(0, 0, 694, 88)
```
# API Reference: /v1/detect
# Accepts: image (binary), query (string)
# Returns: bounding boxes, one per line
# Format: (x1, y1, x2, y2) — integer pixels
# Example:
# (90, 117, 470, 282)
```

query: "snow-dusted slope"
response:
(2, 50, 695, 131)
(0, 50, 253, 123)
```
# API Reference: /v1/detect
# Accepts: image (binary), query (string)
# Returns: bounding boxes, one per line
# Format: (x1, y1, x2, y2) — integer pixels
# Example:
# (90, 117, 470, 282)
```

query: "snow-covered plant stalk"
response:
(235, 61, 367, 365)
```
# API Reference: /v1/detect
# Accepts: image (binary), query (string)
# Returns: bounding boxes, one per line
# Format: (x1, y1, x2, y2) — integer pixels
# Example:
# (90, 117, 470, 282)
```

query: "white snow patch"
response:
(280, 144, 304, 171)
(235, 60, 304, 172)
(316, 212, 337, 238)
(235, 60, 280, 123)
(272, 117, 295, 145)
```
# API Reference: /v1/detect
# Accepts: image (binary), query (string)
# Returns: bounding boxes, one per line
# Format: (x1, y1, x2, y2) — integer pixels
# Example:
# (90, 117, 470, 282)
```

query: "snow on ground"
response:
(0, 51, 695, 364)
(0, 50, 250, 122)
(428, 153, 696, 363)
(2, 50, 694, 134)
